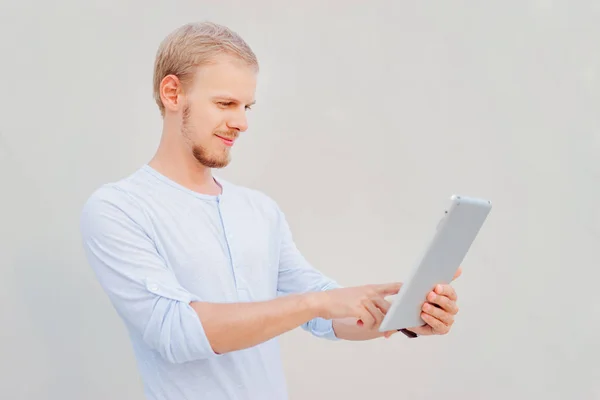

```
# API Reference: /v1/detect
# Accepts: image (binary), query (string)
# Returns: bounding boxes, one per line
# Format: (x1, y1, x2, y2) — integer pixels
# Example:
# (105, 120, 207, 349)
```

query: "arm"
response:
(80, 187, 327, 362)
(81, 187, 221, 364)
(189, 293, 320, 354)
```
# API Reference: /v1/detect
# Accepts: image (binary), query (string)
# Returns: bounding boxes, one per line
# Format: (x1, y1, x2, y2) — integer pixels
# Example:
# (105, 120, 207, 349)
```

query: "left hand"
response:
(383, 266, 462, 338)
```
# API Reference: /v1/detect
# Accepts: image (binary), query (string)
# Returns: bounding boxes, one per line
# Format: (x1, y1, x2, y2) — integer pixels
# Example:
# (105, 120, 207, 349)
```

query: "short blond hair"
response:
(152, 21, 259, 116)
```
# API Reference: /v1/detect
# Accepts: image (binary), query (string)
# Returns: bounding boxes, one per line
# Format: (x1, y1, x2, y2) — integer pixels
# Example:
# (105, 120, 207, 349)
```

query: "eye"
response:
(218, 101, 232, 107)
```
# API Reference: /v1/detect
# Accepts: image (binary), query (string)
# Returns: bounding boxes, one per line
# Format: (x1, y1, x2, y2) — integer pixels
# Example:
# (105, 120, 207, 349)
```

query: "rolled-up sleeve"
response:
(274, 204, 342, 341)
(80, 186, 220, 363)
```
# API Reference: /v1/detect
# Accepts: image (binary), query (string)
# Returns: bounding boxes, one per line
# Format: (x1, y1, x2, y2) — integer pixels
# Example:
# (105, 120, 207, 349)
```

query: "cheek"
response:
(191, 107, 223, 137)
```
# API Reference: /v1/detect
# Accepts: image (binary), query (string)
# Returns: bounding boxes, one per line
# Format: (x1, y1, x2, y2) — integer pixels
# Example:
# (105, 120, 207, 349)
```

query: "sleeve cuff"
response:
(142, 278, 223, 363)
(303, 317, 340, 341)
(301, 280, 342, 340)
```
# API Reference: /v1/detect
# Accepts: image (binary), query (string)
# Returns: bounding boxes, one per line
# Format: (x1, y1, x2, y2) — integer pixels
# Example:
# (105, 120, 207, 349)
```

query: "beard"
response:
(181, 105, 236, 169)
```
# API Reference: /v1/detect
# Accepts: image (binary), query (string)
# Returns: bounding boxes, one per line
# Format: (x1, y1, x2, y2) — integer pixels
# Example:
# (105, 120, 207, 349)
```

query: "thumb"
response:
(383, 330, 398, 339)
(452, 266, 463, 281)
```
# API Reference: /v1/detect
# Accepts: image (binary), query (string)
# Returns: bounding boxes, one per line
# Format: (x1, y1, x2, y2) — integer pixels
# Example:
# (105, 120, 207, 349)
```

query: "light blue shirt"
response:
(79, 165, 340, 400)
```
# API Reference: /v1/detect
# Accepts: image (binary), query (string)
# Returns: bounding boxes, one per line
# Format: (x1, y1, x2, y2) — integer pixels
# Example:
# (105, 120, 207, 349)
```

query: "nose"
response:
(227, 111, 248, 133)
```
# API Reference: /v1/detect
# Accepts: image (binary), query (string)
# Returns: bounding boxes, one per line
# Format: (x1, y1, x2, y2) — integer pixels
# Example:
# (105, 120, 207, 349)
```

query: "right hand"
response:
(312, 283, 402, 329)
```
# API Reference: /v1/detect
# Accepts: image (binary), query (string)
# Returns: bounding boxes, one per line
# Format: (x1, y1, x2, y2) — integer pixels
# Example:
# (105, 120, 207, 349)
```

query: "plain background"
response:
(1, 1, 599, 399)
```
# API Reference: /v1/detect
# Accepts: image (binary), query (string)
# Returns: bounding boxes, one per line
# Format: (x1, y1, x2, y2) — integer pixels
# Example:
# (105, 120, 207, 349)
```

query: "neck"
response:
(148, 121, 222, 196)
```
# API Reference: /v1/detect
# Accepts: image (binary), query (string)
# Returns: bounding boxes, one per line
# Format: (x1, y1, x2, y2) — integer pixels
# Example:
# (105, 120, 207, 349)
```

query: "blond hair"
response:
(152, 21, 258, 116)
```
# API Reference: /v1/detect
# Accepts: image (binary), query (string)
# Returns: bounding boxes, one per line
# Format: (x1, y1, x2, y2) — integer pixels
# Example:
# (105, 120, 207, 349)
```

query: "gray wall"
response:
(1, 1, 599, 399)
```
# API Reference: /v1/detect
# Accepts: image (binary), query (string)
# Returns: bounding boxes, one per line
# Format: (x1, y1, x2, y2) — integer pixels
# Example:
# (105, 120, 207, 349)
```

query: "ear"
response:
(160, 75, 183, 113)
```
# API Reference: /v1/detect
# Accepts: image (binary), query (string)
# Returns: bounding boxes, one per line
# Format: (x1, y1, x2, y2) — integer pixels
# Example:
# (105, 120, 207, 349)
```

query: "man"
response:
(80, 21, 461, 400)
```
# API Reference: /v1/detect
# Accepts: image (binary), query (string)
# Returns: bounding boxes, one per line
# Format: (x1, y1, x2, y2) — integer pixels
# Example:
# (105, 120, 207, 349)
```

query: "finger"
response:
(383, 330, 398, 338)
(421, 312, 450, 334)
(356, 305, 376, 329)
(452, 266, 463, 281)
(363, 299, 385, 328)
(376, 282, 402, 296)
(433, 284, 457, 302)
(407, 324, 433, 336)
(422, 302, 455, 325)
(372, 296, 392, 315)
(427, 291, 459, 314)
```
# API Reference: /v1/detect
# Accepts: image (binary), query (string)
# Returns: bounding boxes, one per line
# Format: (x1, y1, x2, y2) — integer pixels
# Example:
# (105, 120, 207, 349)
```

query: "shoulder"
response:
(80, 170, 149, 237)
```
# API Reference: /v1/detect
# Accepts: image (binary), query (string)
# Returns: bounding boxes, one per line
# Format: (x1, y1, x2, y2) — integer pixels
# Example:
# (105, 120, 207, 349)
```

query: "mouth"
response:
(215, 134, 236, 147)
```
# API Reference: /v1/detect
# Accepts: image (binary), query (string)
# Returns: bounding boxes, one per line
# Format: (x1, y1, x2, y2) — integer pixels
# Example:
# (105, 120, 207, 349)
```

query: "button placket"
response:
(216, 196, 239, 293)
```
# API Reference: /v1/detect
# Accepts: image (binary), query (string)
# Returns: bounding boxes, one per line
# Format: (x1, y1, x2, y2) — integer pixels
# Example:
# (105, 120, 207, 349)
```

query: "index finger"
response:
(376, 282, 402, 296)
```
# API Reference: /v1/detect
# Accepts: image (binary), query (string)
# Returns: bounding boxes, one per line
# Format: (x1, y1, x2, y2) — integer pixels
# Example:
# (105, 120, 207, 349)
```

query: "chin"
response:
(191, 145, 232, 168)
(209, 160, 230, 169)
(198, 154, 231, 169)
(199, 158, 230, 169)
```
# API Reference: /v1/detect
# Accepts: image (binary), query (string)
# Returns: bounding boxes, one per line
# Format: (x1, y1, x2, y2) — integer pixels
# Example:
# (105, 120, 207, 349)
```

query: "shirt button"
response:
(149, 284, 158, 292)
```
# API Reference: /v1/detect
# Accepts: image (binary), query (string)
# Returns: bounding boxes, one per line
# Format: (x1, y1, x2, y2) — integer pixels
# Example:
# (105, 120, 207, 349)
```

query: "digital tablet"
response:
(378, 195, 492, 332)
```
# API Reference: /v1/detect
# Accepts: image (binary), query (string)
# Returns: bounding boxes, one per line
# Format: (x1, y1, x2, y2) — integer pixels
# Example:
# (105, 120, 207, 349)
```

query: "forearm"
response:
(332, 318, 386, 341)
(190, 293, 320, 354)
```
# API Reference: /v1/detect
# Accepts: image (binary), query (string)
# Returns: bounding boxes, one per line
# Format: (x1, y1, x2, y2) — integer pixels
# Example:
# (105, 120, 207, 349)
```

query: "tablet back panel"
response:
(379, 195, 492, 332)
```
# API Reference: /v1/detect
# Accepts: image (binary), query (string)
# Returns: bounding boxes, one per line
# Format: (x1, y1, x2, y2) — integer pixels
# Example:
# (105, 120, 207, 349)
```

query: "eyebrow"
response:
(213, 95, 256, 106)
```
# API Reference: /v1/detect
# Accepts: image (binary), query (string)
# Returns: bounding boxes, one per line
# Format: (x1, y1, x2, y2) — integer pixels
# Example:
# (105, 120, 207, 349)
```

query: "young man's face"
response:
(177, 54, 257, 168)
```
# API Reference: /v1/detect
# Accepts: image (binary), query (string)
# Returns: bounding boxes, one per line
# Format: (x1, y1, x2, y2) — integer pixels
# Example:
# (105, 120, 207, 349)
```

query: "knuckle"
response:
(442, 297, 450, 307)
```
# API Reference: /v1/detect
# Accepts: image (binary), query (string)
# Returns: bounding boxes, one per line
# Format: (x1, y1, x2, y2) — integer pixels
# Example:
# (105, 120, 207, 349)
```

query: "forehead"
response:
(191, 54, 257, 102)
